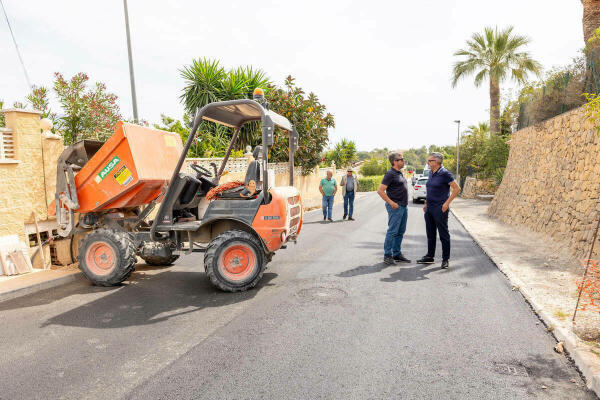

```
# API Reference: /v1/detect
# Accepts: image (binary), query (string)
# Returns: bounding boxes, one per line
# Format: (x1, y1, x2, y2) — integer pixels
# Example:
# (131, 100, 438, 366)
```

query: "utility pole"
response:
(454, 120, 460, 179)
(123, 0, 138, 122)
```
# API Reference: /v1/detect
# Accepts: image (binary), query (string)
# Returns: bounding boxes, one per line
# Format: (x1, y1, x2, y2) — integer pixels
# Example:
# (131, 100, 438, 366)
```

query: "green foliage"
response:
(180, 59, 271, 151)
(324, 138, 357, 168)
(266, 76, 335, 174)
(515, 56, 589, 128)
(15, 73, 121, 144)
(360, 158, 388, 176)
(584, 92, 600, 137)
(0, 100, 4, 127)
(357, 175, 383, 192)
(26, 86, 56, 120)
(456, 120, 509, 179)
(179, 60, 334, 171)
(494, 168, 505, 186)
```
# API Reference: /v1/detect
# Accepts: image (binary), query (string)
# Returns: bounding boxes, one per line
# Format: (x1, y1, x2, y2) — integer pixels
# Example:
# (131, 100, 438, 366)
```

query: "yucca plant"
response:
(180, 59, 271, 150)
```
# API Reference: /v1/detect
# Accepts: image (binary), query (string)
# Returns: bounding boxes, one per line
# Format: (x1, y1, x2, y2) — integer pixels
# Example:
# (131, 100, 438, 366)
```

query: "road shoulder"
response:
(451, 197, 600, 396)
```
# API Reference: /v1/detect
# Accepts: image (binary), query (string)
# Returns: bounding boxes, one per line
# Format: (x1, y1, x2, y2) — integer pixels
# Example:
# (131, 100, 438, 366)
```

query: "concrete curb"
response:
(451, 206, 600, 396)
(0, 271, 84, 303)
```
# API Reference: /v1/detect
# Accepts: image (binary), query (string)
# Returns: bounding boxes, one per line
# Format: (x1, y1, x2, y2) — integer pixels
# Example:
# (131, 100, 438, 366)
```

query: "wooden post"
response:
(32, 212, 48, 269)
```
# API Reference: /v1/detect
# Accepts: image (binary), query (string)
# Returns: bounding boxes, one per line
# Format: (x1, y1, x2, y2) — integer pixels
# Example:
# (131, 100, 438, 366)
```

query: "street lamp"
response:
(123, 0, 138, 122)
(454, 120, 460, 180)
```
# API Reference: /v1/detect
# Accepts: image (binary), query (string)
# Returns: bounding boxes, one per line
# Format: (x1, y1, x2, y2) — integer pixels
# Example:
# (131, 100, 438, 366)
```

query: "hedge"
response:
(357, 175, 383, 192)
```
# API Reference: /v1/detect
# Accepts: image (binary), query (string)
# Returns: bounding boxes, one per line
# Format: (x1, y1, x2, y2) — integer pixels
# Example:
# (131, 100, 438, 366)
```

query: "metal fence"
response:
(517, 56, 600, 130)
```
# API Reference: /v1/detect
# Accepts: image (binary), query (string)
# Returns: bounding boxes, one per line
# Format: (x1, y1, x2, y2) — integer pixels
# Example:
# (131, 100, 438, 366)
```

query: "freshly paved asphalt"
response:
(0, 191, 596, 399)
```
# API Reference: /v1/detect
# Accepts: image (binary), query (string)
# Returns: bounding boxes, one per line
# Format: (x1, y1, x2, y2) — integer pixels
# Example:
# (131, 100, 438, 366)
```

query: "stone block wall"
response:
(461, 177, 497, 199)
(488, 107, 600, 259)
(0, 110, 64, 244)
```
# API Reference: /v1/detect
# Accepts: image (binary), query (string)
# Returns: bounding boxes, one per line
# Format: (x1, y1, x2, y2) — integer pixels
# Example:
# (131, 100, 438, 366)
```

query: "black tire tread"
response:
(77, 228, 137, 286)
(140, 242, 179, 266)
(204, 230, 265, 292)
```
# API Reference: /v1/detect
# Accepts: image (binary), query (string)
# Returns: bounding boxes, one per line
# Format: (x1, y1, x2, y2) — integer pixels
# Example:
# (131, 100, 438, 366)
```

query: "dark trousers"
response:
(424, 204, 450, 260)
(343, 191, 355, 217)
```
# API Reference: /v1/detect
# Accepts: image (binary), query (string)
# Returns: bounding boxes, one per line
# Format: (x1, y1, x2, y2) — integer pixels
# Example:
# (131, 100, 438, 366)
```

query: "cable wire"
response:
(0, 0, 32, 90)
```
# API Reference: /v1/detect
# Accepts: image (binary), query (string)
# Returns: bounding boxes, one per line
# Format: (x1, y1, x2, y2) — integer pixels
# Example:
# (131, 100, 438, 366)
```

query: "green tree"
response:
(324, 138, 357, 168)
(359, 157, 388, 176)
(266, 76, 335, 174)
(52, 72, 121, 144)
(458, 121, 489, 177)
(452, 26, 541, 135)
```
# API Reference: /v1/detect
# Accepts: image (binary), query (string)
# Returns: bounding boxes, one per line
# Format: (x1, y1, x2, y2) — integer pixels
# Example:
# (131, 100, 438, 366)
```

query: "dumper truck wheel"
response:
(78, 228, 137, 286)
(204, 230, 265, 292)
(140, 242, 179, 266)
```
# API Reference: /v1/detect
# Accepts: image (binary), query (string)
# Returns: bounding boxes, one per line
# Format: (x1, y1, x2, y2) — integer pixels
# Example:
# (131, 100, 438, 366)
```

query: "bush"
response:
(358, 175, 383, 192)
(360, 158, 388, 176)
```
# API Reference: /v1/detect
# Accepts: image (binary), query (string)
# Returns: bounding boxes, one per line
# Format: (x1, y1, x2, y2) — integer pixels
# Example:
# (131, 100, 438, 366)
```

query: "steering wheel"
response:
(190, 163, 213, 177)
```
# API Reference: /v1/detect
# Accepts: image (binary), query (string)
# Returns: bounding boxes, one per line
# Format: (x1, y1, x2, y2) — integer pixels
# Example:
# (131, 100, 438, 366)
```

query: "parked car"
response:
(412, 177, 428, 203)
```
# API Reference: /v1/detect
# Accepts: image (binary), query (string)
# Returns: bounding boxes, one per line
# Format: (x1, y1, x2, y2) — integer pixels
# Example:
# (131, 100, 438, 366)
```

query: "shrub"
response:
(360, 158, 388, 176)
(358, 175, 383, 192)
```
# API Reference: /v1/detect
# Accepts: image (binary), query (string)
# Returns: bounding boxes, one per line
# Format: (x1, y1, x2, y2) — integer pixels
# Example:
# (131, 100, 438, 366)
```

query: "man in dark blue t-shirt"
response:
(417, 152, 460, 269)
(377, 152, 410, 265)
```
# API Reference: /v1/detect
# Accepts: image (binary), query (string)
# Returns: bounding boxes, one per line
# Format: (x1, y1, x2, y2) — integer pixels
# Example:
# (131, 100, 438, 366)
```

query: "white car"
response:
(412, 177, 428, 203)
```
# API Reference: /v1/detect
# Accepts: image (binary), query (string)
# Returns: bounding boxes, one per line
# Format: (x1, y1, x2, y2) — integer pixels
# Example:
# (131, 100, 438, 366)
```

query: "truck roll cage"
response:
(150, 98, 298, 241)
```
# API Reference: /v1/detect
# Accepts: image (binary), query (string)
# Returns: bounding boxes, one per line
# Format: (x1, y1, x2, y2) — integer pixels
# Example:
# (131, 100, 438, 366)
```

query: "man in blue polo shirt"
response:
(377, 152, 410, 265)
(417, 152, 460, 269)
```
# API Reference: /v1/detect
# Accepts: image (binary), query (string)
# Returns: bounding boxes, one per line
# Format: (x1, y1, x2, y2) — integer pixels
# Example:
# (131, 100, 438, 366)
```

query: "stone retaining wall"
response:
(488, 107, 600, 259)
(461, 177, 497, 199)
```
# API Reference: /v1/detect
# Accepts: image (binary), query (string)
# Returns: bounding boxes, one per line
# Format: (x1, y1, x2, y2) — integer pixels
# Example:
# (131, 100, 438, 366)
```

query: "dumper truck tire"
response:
(78, 228, 137, 286)
(204, 230, 265, 292)
(140, 242, 179, 266)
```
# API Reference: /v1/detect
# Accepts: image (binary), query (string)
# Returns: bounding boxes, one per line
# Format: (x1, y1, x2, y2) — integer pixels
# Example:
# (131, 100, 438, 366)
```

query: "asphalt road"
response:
(0, 191, 596, 400)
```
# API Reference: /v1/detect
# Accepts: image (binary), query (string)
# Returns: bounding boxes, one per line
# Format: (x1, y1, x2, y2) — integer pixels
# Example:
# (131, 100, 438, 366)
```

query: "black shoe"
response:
(348, 216, 355, 221)
(323, 216, 326, 221)
(343, 214, 347, 220)
(383, 256, 395, 265)
(441, 260, 449, 269)
(393, 254, 411, 263)
(327, 218, 333, 222)
(417, 256, 435, 264)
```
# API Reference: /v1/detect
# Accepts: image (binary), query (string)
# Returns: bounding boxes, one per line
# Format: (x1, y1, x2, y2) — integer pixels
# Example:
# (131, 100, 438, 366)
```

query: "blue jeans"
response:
(384, 203, 408, 257)
(343, 191, 355, 217)
(322, 195, 334, 218)
(424, 204, 450, 260)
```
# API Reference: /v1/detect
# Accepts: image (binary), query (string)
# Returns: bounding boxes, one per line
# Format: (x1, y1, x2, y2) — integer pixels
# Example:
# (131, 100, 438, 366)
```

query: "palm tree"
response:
(465, 121, 490, 136)
(582, 0, 600, 45)
(452, 26, 541, 135)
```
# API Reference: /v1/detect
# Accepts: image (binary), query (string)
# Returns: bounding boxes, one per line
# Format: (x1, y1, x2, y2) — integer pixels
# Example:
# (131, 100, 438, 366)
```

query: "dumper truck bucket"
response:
(51, 122, 184, 236)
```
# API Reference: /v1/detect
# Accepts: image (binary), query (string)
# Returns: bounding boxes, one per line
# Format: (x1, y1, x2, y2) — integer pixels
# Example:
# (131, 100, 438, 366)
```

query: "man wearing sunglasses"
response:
(417, 152, 461, 269)
(377, 152, 410, 265)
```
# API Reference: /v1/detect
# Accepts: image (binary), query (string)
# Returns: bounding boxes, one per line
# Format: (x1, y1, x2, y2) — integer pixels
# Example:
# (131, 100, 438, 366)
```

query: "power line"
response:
(0, 0, 32, 90)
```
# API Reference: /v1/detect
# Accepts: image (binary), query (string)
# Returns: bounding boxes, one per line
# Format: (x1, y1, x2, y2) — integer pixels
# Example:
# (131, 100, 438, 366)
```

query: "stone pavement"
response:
(451, 197, 600, 396)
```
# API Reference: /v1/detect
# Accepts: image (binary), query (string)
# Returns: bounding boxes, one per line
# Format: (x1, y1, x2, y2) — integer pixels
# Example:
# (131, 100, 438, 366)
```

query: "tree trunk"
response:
(489, 78, 501, 135)
(582, 0, 600, 44)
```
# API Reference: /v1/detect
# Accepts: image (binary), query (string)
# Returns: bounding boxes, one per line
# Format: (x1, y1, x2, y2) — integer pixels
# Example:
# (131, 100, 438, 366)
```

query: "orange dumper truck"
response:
(51, 91, 302, 292)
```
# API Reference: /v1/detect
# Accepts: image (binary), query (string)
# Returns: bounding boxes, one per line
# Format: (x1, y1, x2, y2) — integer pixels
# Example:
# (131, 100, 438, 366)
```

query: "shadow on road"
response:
(303, 219, 349, 225)
(39, 270, 277, 329)
(336, 262, 392, 277)
(0, 266, 277, 329)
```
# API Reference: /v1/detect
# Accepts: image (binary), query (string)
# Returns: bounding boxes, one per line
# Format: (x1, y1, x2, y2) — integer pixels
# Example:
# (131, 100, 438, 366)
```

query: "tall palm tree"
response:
(452, 26, 541, 135)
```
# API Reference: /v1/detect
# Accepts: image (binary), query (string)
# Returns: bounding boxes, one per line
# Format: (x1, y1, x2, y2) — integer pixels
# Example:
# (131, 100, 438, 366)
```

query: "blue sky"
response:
(0, 0, 584, 150)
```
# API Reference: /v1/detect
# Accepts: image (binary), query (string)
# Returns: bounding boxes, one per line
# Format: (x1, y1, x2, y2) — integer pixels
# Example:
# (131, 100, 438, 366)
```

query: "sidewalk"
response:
(451, 197, 600, 395)
(0, 267, 82, 303)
